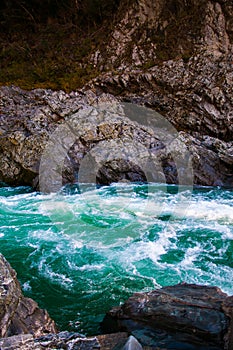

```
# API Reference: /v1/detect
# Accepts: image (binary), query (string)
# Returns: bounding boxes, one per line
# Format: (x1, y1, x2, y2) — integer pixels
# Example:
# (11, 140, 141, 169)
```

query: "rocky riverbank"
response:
(103, 283, 233, 350)
(1, 253, 233, 349)
(0, 85, 232, 189)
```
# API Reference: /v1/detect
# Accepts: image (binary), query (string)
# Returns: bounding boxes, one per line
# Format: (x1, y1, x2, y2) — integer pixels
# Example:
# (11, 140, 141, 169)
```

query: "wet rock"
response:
(0, 253, 56, 338)
(102, 283, 233, 350)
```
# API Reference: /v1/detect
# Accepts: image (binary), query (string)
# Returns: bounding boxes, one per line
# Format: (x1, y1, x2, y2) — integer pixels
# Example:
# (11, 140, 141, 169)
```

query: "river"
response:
(0, 183, 232, 335)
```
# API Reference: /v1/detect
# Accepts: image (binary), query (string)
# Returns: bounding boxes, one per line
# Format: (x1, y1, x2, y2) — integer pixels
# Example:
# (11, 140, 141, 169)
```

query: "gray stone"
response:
(0, 334, 38, 350)
(0, 86, 193, 191)
(0, 253, 57, 338)
(103, 283, 233, 350)
(0, 333, 101, 350)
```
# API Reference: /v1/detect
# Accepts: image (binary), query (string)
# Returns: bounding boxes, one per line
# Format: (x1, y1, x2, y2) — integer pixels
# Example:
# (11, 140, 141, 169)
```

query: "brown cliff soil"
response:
(1, 0, 232, 92)
(0, 0, 123, 91)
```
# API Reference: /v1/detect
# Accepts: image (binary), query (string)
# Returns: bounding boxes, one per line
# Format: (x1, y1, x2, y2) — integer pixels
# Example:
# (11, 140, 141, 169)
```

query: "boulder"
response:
(0, 253, 56, 337)
(102, 283, 233, 350)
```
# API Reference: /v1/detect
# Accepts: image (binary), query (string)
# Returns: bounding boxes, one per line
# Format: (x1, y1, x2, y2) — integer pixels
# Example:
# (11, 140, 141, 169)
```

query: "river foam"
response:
(0, 183, 232, 334)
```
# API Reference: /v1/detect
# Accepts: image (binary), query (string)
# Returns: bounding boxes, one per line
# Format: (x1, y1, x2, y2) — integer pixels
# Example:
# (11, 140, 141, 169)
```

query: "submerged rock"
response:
(0, 253, 56, 337)
(102, 283, 233, 350)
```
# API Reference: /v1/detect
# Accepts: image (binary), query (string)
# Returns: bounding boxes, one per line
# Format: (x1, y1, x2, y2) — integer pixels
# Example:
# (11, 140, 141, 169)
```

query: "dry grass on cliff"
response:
(0, 22, 102, 91)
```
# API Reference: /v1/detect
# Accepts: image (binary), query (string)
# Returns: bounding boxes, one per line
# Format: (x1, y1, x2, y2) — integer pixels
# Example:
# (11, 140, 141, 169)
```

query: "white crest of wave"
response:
(182, 200, 233, 222)
(179, 245, 202, 266)
(38, 257, 73, 288)
(116, 225, 177, 266)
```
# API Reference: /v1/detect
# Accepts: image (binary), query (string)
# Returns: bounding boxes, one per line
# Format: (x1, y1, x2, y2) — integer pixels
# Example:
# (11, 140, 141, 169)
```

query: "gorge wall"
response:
(88, 0, 233, 186)
(0, 0, 232, 188)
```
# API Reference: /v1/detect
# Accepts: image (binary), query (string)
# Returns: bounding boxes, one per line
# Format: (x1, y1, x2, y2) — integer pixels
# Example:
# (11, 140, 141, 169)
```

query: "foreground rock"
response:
(0, 332, 141, 350)
(102, 283, 233, 350)
(0, 333, 99, 350)
(0, 253, 56, 337)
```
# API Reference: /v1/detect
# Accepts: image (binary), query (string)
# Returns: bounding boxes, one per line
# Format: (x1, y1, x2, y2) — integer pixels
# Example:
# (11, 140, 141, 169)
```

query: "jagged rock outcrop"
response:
(0, 85, 193, 191)
(102, 283, 233, 350)
(88, 0, 233, 186)
(0, 253, 56, 337)
(0, 84, 232, 189)
(0, 1, 232, 188)
(91, 0, 233, 70)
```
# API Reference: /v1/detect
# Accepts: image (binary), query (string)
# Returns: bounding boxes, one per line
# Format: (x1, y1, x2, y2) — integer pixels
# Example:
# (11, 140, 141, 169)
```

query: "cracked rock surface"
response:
(0, 253, 56, 338)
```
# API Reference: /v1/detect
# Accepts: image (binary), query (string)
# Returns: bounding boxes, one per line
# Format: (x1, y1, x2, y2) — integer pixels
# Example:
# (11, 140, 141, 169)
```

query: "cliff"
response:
(88, 0, 233, 186)
(0, 0, 232, 188)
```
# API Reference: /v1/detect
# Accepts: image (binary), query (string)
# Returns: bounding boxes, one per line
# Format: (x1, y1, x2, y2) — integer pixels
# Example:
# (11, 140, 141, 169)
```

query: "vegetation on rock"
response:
(0, 0, 121, 91)
(3, 0, 232, 91)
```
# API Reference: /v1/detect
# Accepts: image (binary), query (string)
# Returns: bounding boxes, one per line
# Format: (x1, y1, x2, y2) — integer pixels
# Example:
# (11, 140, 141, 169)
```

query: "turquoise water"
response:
(0, 183, 233, 335)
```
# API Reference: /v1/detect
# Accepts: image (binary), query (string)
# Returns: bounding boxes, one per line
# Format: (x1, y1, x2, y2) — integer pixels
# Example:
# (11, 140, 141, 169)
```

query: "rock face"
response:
(0, 84, 232, 189)
(102, 283, 233, 350)
(0, 253, 56, 337)
(0, 1, 233, 188)
(0, 85, 193, 191)
(88, 0, 233, 187)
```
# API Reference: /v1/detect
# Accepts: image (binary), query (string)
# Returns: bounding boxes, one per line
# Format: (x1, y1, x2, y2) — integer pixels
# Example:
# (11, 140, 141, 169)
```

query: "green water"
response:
(0, 183, 233, 335)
